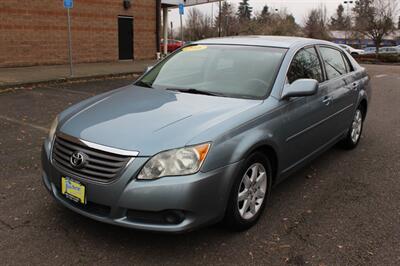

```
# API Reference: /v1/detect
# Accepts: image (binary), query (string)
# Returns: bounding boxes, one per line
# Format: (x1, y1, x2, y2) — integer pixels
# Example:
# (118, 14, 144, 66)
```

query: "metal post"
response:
(163, 7, 168, 56)
(218, 0, 222, 37)
(67, 8, 73, 77)
(180, 13, 183, 42)
(344, 1, 348, 44)
(349, 1, 353, 46)
(226, 16, 229, 36)
(344, 1, 353, 45)
(156, 0, 161, 54)
(211, 3, 214, 27)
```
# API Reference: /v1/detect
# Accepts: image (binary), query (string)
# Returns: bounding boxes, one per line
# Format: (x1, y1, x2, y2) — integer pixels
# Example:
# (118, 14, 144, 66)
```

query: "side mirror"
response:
(281, 79, 318, 100)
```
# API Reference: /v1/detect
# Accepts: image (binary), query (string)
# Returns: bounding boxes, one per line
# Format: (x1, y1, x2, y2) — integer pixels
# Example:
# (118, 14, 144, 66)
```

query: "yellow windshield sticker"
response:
(182, 45, 208, 52)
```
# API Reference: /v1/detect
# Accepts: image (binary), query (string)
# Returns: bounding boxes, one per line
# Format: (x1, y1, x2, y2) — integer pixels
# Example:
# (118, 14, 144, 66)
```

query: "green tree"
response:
(270, 14, 300, 36)
(215, 1, 239, 36)
(353, 0, 397, 54)
(254, 9, 301, 37)
(237, 0, 253, 21)
(184, 8, 215, 41)
(330, 4, 351, 30)
(258, 5, 271, 23)
(261, 5, 270, 17)
(304, 5, 331, 40)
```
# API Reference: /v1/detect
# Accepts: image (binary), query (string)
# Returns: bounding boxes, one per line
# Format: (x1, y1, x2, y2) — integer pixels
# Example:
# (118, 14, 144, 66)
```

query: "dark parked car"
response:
(42, 36, 371, 232)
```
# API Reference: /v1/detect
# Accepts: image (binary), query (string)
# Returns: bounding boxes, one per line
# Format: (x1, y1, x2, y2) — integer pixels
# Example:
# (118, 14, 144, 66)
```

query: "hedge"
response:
(354, 53, 400, 63)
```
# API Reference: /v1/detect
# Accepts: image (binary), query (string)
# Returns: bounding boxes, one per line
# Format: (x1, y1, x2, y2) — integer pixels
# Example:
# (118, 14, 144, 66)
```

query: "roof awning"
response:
(161, 0, 220, 8)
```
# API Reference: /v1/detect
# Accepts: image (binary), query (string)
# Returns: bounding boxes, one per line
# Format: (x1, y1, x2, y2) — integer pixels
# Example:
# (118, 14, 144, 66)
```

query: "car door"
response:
(340, 51, 361, 125)
(276, 46, 340, 173)
(318, 46, 356, 137)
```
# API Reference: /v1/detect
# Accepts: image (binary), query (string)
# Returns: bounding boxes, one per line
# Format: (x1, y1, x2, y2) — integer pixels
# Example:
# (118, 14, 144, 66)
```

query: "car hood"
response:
(59, 85, 261, 156)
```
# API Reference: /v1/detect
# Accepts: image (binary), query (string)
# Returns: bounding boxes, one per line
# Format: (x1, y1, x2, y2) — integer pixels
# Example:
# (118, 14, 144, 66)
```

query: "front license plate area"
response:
(61, 177, 86, 205)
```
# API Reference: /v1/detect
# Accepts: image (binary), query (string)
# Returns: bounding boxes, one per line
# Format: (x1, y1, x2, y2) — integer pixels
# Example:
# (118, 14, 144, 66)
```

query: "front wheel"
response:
(224, 152, 272, 231)
(341, 107, 364, 149)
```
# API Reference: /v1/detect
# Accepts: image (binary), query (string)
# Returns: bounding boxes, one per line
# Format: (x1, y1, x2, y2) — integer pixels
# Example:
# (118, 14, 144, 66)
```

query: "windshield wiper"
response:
(135, 80, 153, 88)
(166, 88, 223, 97)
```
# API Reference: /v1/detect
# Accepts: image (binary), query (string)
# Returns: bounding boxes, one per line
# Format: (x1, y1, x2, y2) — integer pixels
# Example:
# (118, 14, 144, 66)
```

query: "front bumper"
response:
(41, 142, 241, 233)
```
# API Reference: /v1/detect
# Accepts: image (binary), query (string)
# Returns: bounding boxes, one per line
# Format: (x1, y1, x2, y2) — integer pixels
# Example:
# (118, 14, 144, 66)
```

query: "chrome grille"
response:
(52, 134, 133, 182)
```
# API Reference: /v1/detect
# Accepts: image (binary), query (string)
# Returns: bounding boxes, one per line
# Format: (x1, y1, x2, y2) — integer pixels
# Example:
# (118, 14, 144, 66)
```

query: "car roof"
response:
(194, 35, 334, 49)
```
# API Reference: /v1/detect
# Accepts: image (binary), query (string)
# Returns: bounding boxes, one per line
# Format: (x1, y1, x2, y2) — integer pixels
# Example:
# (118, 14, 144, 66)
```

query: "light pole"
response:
(218, 0, 222, 37)
(180, 12, 183, 42)
(67, 7, 73, 77)
(211, 2, 214, 28)
(163, 7, 168, 56)
(225, 3, 231, 36)
(170, 21, 173, 39)
(343, 1, 354, 45)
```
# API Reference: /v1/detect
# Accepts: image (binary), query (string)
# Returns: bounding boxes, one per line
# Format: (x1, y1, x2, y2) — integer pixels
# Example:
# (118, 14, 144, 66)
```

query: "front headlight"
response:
(137, 143, 211, 180)
(48, 116, 59, 142)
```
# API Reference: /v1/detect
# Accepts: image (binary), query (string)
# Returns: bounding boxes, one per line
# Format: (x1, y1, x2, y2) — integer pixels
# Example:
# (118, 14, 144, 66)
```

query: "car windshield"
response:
(136, 45, 287, 99)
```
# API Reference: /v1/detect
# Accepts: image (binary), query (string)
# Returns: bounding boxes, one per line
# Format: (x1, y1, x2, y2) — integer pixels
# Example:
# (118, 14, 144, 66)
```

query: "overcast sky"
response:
(170, 0, 351, 27)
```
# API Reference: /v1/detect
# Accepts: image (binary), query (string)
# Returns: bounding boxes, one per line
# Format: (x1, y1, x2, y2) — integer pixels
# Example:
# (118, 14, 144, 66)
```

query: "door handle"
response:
(352, 82, 359, 90)
(322, 96, 333, 106)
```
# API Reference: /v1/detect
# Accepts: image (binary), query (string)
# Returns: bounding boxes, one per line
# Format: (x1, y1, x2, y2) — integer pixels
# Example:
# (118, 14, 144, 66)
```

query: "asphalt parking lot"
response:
(1, 65, 399, 265)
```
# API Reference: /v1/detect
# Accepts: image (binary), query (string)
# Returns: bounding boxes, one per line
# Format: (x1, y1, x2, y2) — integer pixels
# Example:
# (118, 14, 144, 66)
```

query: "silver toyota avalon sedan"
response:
(41, 36, 371, 232)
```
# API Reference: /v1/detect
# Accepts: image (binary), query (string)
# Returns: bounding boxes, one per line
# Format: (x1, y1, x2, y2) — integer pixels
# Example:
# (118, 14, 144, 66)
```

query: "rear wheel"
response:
(341, 107, 364, 149)
(224, 152, 272, 231)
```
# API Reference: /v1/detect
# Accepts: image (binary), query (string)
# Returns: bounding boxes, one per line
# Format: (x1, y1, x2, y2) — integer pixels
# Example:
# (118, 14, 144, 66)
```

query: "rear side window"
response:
(287, 47, 324, 84)
(342, 53, 354, 72)
(319, 47, 347, 79)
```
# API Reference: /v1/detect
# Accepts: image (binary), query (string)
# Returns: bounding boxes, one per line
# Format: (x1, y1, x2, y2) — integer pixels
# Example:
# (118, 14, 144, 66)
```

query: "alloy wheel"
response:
(237, 163, 268, 220)
(351, 109, 363, 143)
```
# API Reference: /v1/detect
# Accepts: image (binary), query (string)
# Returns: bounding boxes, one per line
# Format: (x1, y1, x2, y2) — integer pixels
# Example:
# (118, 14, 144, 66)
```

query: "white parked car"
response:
(379, 46, 400, 54)
(339, 44, 365, 55)
(364, 47, 376, 55)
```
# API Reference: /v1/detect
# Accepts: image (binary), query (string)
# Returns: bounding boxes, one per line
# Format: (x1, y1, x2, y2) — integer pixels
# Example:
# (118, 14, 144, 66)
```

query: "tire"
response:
(340, 106, 365, 149)
(224, 152, 272, 231)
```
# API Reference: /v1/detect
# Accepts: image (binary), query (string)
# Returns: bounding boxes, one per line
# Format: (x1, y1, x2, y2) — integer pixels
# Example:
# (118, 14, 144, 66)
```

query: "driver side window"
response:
(287, 47, 324, 84)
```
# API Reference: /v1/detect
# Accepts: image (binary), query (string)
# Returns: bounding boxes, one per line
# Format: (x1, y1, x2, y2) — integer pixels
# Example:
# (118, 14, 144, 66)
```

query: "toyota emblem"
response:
(70, 151, 87, 169)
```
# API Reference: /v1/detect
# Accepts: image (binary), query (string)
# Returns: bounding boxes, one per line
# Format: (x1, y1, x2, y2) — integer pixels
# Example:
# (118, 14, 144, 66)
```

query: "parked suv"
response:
(42, 36, 371, 232)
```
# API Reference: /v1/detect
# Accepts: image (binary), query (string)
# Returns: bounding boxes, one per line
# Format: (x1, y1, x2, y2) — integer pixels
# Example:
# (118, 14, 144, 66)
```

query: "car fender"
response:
(357, 74, 371, 111)
(200, 125, 280, 211)
(202, 123, 280, 173)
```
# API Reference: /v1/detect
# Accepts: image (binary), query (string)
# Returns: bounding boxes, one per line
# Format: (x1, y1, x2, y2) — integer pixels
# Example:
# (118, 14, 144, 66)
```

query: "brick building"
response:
(0, 0, 158, 67)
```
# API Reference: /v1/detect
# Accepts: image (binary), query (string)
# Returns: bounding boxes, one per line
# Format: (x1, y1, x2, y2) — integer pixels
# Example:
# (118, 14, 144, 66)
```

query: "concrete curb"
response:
(0, 71, 143, 90)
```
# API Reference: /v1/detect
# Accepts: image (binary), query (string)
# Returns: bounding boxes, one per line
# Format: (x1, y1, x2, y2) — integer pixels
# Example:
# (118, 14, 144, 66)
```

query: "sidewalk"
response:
(0, 60, 156, 89)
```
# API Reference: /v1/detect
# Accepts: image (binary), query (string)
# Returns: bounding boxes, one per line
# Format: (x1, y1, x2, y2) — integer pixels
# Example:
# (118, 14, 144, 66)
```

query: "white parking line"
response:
(374, 74, 388, 78)
(0, 115, 48, 132)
